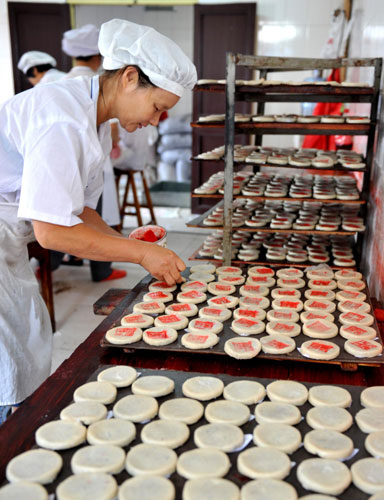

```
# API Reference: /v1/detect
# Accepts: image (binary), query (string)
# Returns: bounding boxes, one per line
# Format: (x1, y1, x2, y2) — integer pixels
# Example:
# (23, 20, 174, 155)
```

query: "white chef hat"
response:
(62, 24, 100, 57)
(99, 19, 197, 97)
(18, 51, 57, 74)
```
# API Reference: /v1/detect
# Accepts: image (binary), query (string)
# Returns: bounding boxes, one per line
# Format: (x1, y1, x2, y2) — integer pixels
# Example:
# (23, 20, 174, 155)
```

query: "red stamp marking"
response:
(183, 290, 202, 298)
(194, 320, 214, 329)
(115, 327, 136, 337)
(309, 342, 334, 353)
(141, 302, 161, 310)
(222, 276, 241, 282)
(351, 340, 376, 350)
(343, 291, 360, 298)
(343, 301, 363, 310)
(188, 334, 208, 344)
(185, 281, 205, 288)
(243, 297, 263, 305)
(306, 313, 327, 320)
(147, 291, 168, 299)
(312, 280, 331, 286)
(310, 291, 328, 297)
(216, 284, 231, 291)
(274, 311, 293, 319)
(250, 276, 268, 283)
(282, 279, 299, 285)
(345, 281, 360, 288)
(171, 304, 190, 312)
(147, 330, 169, 339)
(204, 308, 222, 316)
(274, 323, 294, 332)
(345, 325, 366, 335)
(309, 321, 330, 332)
(343, 312, 365, 322)
(255, 268, 273, 275)
(238, 309, 259, 318)
(223, 267, 239, 273)
(280, 301, 299, 308)
(152, 281, 169, 288)
(123, 315, 144, 322)
(267, 339, 290, 349)
(212, 296, 230, 304)
(233, 341, 255, 352)
(278, 290, 296, 296)
(237, 318, 257, 327)
(310, 301, 328, 310)
(158, 314, 181, 323)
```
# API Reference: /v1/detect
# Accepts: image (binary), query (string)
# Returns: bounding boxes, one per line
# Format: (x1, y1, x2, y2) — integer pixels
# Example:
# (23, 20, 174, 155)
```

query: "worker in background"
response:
(17, 51, 66, 85)
(0, 18, 196, 423)
(59, 24, 124, 281)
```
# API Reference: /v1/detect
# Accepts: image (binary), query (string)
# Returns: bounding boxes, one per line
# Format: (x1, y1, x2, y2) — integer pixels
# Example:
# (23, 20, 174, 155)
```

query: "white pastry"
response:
(118, 476, 175, 500)
(177, 290, 207, 304)
(6, 449, 62, 484)
(60, 402, 107, 426)
(266, 380, 308, 406)
(71, 444, 125, 474)
(87, 418, 135, 447)
(121, 313, 154, 328)
(0, 482, 48, 500)
(239, 284, 269, 297)
(337, 279, 366, 291)
(177, 448, 230, 479)
(303, 320, 338, 338)
(132, 376, 174, 397)
(246, 276, 276, 287)
(217, 275, 245, 286)
(303, 299, 336, 314)
(141, 419, 189, 449)
(272, 298, 303, 312)
(276, 277, 305, 289)
(338, 300, 371, 314)
(266, 321, 301, 337)
(361, 386, 384, 408)
(56, 473, 117, 500)
(207, 295, 239, 308)
(303, 429, 353, 459)
(189, 272, 215, 283)
(255, 402, 301, 425)
(233, 307, 266, 321)
(113, 395, 158, 422)
(237, 446, 291, 479)
(190, 264, 216, 274)
(188, 318, 223, 334)
(276, 268, 304, 278)
(181, 332, 219, 349)
(182, 478, 240, 500)
(365, 430, 384, 457)
(306, 406, 353, 432)
(351, 458, 384, 494)
(126, 443, 177, 476)
(308, 385, 351, 407)
(35, 421, 86, 450)
(339, 311, 374, 326)
(231, 317, 265, 335)
(239, 296, 270, 309)
(345, 338, 382, 357)
(240, 479, 297, 500)
(223, 380, 266, 405)
(308, 279, 337, 290)
(205, 400, 250, 426)
(165, 303, 198, 317)
(355, 407, 384, 432)
(300, 340, 340, 360)
(143, 327, 178, 346)
(304, 289, 335, 301)
(300, 311, 334, 323)
(133, 301, 165, 314)
(297, 458, 351, 495)
(253, 423, 301, 454)
(271, 288, 301, 299)
(335, 270, 362, 280)
(159, 398, 204, 424)
(97, 365, 137, 388)
(194, 422, 244, 452)
(105, 326, 142, 345)
(260, 335, 296, 354)
(182, 376, 224, 401)
(306, 269, 334, 280)
(267, 310, 299, 322)
(181, 280, 208, 293)
(336, 290, 367, 302)
(154, 314, 188, 330)
(216, 265, 242, 275)
(143, 291, 173, 303)
(148, 281, 177, 292)
(224, 337, 261, 359)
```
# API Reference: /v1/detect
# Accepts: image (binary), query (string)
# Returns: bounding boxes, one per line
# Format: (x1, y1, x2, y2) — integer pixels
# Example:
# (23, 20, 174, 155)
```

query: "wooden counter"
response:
(1, 288, 383, 483)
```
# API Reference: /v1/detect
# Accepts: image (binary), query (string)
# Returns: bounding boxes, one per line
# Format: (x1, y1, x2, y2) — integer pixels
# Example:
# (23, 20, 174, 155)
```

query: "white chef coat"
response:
(40, 68, 66, 84)
(0, 75, 110, 403)
(62, 65, 97, 80)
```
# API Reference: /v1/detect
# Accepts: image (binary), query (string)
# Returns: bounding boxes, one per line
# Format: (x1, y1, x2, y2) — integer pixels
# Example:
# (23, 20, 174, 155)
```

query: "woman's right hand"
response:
(139, 243, 186, 285)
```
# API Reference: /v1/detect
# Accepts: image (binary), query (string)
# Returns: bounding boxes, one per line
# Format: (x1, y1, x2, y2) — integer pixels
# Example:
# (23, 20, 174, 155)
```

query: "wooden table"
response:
(1, 288, 383, 484)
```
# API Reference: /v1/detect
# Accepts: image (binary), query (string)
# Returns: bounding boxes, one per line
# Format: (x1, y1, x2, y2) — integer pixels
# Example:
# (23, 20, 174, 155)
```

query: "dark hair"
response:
(76, 55, 99, 62)
(26, 64, 53, 77)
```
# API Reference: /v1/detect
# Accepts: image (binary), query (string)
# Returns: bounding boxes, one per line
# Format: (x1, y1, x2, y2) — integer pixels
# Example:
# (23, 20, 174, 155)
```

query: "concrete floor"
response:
(48, 208, 207, 373)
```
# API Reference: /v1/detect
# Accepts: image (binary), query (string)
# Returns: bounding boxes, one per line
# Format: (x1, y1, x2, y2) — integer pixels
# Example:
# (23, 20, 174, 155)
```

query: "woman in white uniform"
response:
(0, 18, 197, 423)
(18, 50, 66, 85)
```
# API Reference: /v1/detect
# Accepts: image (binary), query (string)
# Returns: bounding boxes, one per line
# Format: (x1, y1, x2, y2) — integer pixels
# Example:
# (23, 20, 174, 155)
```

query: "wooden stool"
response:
(114, 168, 157, 230)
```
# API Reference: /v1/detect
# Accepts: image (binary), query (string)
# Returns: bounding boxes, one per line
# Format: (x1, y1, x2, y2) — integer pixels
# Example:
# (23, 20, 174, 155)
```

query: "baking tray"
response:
(100, 268, 384, 371)
(8, 366, 380, 500)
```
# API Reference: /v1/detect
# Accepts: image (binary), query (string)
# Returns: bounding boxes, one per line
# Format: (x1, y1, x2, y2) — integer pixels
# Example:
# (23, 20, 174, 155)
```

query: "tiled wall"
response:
(75, 5, 194, 118)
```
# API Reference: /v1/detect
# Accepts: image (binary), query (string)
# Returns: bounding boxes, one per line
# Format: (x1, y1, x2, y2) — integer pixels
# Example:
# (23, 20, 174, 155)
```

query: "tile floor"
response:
(47, 208, 208, 373)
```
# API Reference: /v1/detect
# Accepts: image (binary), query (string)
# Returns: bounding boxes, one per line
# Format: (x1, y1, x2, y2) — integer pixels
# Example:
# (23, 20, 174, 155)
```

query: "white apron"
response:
(0, 202, 52, 405)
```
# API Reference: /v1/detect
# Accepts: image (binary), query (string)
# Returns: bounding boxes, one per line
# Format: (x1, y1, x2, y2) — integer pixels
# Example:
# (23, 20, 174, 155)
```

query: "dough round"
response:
(307, 406, 353, 432)
(74, 381, 117, 405)
(216, 265, 242, 275)
(6, 449, 62, 484)
(304, 290, 335, 301)
(240, 285, 269, 297)
(189, 318, 223, 334)
(105, 326, 142, 345)
(0, 482, 48, 500)
(159, 397, 204, 424)
(344, 339, 382, 358)
(132, 376, 175, 397)
(272, 299, 303, 312)
(181, 280, 208, 292)
(194, 423, 244, 452)
(155, 314, 188, 330)
(365, 430, 384, 457)
(272, 288, 301, 299)
(165, 303, 198, 317)
(303, 300, 335, 314)
(190, 264, 216, 274)
(182, 478, 240, 500)
(121, 313, 154, 328)
(189, 272, 215, 283)
(246, 276, 276, 287)
(361, 386, 384, 408)
(308, 279, 337, 290)
(97, 365, 137, 388)
(224, 337, 261, 359)
(336, 290, 366, 302)
(126, 443, 177, 476)
(308, 385, 352, 407)
(239, 296, 270, 309)
(208, 295, 239, 308)
(338, 300, 371, 314)
(300, 340, 340, 360)
(71, 444, 125, 474)
(177, 290, 207, 304)
(143, 326, 178, 346)
(141, 419, 189, 449)
(266, 321, 301, 337)
(181, 332, 219, 349)
(255, 402, 301, 425)
(218, 275, 245, 286)
(260, 335, 296, 354)
(176, 448, 230, 479)
(87, 418, 136, 446)
(205, 400, 250, 426)
(306, 269, 334, 280)
(56, 473, 117, 500)
(355, 407, 384, 433)
(118, 476, 175, 500)
(351, 458, 384, 494)
(253, 423, 301, 454)
(266, 380, 308, 406)
(35, 420, 86, 450)
(335, 269, 362, 280)
(237, 446, 291, 479)
(339, 311, 374, 326)
(233, 307, 266, 321)
(133, 301, 165, 314)
(276, 268, 304, 279)
(143, 291, 173, 303)
(231, 318, 265, 335)
(267, 310, 299, 322)
(303, 320, 338, 339)
(248, 266, 275, 277)
(223, 380, 266, 405)
(340, 324, 377, 340)
(337, 279, 365, 291)
(300, 311, 334, 323)
(113, 394, 158, 422)
(60, 401, 107, 425)
(304, 429, 353, 459)
(240, 478, 297, 500)
(199, 306, 232, 322)
(148, 281, 177, 293)
(297, 459, 351, 495)
(182, 376, 224, 401)
(208, 282, 236, 296)
(276, 277, 305, 289)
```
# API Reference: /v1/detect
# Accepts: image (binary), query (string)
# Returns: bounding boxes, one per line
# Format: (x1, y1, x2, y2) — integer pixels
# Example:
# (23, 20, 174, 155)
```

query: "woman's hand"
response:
(139, 244, 185, 285)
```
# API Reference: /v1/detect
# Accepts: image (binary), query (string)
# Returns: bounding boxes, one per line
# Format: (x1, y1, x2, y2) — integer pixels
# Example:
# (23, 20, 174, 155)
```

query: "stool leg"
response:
(141, 171, 157, 225)
(119, 173, 131, 230)
(130, 172, 143, 227)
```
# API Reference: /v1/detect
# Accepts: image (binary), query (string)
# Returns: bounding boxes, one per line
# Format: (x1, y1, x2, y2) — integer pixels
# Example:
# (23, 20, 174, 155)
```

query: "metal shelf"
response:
(191, 193, 366, 205)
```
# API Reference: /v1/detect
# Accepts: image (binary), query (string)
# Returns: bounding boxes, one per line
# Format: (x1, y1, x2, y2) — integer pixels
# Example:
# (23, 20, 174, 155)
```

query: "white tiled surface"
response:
(50, 213, 207, 373)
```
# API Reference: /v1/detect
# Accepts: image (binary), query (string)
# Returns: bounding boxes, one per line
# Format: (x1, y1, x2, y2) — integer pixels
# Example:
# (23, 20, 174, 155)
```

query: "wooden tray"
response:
(100, 269, 384, 372)
(10, 366, 380, 500)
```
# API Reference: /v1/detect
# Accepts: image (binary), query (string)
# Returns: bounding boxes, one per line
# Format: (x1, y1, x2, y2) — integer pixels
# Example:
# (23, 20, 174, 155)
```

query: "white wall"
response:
(75, 4, 194, 118)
